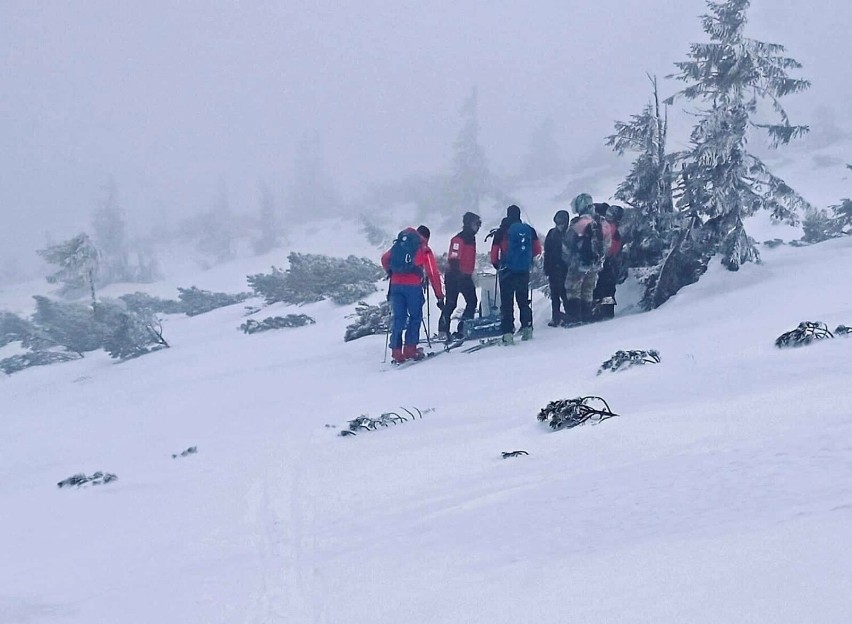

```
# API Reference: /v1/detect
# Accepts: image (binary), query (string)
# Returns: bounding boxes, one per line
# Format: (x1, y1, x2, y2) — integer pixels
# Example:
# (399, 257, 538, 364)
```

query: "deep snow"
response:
(1, 226, 851, 623)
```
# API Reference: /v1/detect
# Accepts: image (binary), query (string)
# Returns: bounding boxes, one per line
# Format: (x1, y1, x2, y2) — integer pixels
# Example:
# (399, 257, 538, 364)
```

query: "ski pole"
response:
(493, 271, 499, 315)
(384, 310, 392, 363)
(423, 285, 432, 348)
(383, 281, 392, 363)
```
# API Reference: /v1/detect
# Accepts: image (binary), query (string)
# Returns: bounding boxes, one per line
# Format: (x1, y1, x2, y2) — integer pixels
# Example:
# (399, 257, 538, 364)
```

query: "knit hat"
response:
(506, 204, 521, 220)
(416, 225, 430, 240)
(553, 210, 570, 226)
(571, 193, 593, 215)
(605, 204, 624, 222)
(462, 211, 481, 227)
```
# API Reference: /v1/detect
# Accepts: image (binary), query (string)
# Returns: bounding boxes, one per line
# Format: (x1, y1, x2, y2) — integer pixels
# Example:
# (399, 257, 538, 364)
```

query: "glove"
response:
(436, 298, 445, 310)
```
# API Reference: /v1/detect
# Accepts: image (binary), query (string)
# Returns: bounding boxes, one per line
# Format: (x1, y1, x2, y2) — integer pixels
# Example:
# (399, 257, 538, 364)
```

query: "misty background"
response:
(2, 0, 850, 281)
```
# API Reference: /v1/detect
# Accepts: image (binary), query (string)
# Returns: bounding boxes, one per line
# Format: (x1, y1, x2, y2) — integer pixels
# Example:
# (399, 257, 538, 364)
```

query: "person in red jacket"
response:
(381, 225, 444, 363)
(438, 211, 481, 340)
(489, 205, 542, 343)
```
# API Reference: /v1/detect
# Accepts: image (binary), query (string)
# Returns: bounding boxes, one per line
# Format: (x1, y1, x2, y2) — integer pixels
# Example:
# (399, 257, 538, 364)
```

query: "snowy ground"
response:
(2, 223, 852, 622)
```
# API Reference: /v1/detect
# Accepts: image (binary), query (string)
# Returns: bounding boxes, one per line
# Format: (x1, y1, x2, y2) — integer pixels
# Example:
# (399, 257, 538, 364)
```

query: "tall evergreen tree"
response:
(607, 76, 675, 267)
(91, 177, 130, 283)
(253, 183, 281, 255)
(288, 131, 339, 219)
(668, 0, 811, 271)
(522, 117, 564, 182)
(37, 233, 101, 308)
(450, 88, 489, 214)
(195, 182, 235, 264)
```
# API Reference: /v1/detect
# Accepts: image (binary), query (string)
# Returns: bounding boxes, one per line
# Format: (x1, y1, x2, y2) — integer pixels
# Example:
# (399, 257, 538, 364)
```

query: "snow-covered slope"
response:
(1, 232, 851, 623)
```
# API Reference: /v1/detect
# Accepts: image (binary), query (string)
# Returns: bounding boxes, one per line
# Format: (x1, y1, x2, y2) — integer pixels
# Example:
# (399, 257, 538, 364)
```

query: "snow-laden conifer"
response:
(449, 88, 490, 214)
(667, 0, 811, 272)
(91, 179, 131, 284)
(36, 233, 101, 307)
(607, 76, 675, 269)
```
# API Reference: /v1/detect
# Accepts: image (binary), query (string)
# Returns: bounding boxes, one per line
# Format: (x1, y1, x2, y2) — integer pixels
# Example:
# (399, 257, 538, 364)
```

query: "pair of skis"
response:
(462, 330, 535, 353)
(389, 337, 466, 369)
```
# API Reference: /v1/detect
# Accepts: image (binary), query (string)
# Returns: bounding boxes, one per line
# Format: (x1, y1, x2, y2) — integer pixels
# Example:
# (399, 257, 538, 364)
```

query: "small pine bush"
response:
(248, 253, 384, 306)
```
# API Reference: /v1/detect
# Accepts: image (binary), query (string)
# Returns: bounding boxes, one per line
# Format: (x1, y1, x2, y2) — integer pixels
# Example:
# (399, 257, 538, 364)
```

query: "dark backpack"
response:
(389, 230, 423, 275)
(502, 222, 534, 273)
(577, 218, 603, 266)
(565, 217, 603, 267)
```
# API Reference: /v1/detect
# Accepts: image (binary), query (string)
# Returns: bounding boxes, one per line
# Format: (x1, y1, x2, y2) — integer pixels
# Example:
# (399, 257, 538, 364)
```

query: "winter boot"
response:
(403, 344, 425, 361)
(453, 320, 467, 340)
(501, 332, 515, 345)
(579, 300, 594, 323)
(547, 312, 562, 327)
(437, 331, 450, 342)
(391, 347, 406, 364)
(521, 326, 533, 341)
(596, 296, 615, 320)
(562, 299, 581, 326)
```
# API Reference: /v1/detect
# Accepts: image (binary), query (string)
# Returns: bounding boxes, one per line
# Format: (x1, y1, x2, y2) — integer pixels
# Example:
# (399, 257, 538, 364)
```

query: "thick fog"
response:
(1, 0, 850, 275)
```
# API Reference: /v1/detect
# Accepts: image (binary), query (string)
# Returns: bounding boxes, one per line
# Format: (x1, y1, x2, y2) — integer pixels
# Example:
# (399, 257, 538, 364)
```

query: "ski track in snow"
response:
(1, 230, 851, 622)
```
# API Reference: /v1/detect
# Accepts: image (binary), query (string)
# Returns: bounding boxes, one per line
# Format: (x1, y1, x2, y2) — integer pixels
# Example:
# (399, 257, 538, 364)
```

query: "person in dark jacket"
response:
(381, 225, 444, 363)
(592, 204, 625, 320)
(490, 204, 542, 343)
(544, 209, 571, 326)
(438, 211, 481, 340)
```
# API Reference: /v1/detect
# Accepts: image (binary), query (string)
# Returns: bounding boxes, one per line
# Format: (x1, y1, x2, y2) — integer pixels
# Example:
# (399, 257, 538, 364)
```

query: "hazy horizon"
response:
(2, 0, 850, 269)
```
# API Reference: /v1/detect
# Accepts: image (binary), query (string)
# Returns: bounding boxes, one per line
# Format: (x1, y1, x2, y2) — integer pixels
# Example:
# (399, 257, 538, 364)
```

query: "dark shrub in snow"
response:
(240, 315, 316, 334)
(247, 253, 384, 306)
(775, 321, 834, 348)
(0, 351, 81, 375)
(344, 300, 390, 342)
(537, 396, 619, 430)
(119, 292, 184, 315)
(597, 349, 661, 375)
(178, 286, 251, 316)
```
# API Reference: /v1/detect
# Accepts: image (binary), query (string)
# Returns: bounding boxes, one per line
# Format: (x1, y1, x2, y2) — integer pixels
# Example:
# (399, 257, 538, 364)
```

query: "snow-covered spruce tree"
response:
(30, 295, 105, 356)
(37, 233, 101, 307)
(177, 287, 251, 317)
(667, 0, 810, 275)
(606, 75, 676, 269)
(359, 215, 391, 248)
(118, 292, 184, 316)
(521, 118, 565, 183)
(98, 299, 169, 360)
(449, 88, 489, 215)
(288, 131, 340, 220)
(802, 198, 852, 242)
(193, 183, 235, 265)
(253, 184, 281, 256)
(0, 311, 36, 348)
(91, 178, 131, 284)
(247, 253, 384, 306)
(344, 300, 390, 342)
(829, 198, 852, 236)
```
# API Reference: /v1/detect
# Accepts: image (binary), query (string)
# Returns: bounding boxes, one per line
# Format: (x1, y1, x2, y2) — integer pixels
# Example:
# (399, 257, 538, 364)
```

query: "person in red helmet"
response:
(381, 225, 444, 363)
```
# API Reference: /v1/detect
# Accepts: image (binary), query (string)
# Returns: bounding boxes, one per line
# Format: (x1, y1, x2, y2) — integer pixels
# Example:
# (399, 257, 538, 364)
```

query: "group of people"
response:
(544, 193, 624, 327)
(380, 195, 624, 364)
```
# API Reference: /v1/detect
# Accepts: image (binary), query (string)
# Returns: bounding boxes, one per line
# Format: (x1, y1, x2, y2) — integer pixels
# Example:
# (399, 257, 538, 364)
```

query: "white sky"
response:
(1, 1, 849, 259)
